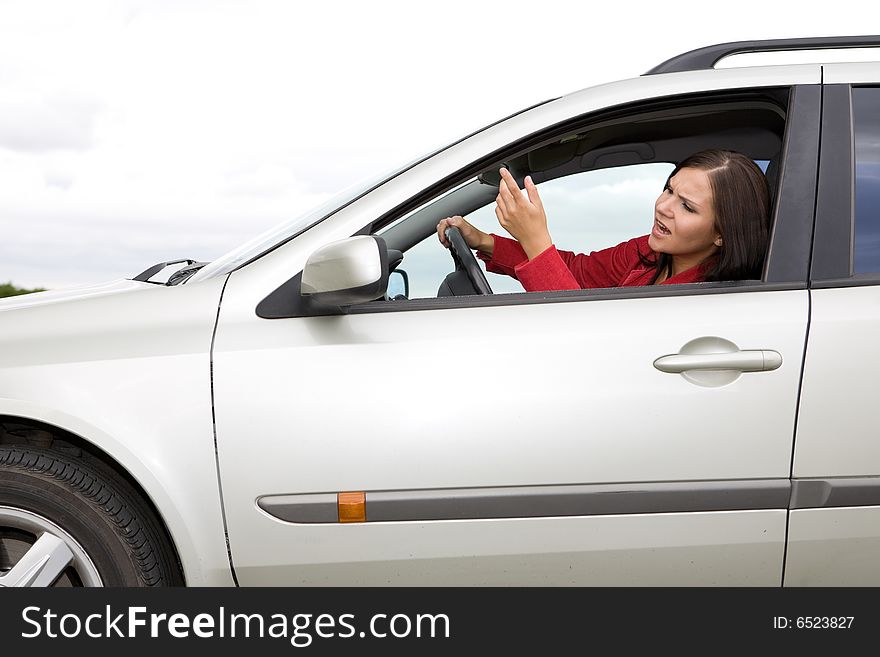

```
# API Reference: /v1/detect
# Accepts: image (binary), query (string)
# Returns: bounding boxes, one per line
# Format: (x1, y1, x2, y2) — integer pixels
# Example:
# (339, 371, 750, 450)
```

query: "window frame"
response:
(257, 86, 820, 318)
(811, 84, 880, 287)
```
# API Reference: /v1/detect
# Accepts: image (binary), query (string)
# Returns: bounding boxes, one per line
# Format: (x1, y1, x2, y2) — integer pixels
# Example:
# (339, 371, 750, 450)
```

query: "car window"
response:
(398, 163, 675, 299)
(852, 87, 880, 274)
(373, 97, 786, 303)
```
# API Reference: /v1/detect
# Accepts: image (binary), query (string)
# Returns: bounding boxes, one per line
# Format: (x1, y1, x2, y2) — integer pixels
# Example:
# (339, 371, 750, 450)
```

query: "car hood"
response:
(0, 278, 153, 312)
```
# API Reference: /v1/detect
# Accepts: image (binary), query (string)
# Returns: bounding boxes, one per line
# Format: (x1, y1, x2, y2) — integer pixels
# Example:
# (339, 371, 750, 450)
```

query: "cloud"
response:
(0, 212, 277, 289)
(0, 91, 103, 153)
(0, 176, 335, 289)
(222, 163, 307, 197)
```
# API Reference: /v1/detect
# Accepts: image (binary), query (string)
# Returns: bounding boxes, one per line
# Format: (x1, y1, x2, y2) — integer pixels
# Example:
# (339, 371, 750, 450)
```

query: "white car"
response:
(2, 36, 880, 587)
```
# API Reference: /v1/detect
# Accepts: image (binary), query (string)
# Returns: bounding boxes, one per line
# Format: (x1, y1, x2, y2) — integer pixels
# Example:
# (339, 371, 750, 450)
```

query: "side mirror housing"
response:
(301, 235, 389, 308)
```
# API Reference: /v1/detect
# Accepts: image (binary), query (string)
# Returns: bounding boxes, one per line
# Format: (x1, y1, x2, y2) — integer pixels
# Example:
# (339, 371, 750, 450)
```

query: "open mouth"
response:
(655, 219, 671, 235)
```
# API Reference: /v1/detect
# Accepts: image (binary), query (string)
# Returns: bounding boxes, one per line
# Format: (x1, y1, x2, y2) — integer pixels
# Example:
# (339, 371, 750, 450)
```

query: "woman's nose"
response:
(657, 195, 674, 216)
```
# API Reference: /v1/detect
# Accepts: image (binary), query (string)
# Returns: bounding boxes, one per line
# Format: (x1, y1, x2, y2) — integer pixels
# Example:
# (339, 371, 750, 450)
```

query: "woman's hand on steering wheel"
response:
(436, 216, 492, 254)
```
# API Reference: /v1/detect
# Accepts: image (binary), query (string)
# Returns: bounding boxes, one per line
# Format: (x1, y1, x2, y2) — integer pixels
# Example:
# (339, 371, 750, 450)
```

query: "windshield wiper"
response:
(167, 262, 208, 285)
(132, 259, 209, 286)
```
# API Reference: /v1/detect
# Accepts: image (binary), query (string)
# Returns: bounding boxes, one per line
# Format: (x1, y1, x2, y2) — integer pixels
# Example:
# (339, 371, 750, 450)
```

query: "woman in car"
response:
(436, 149, 771, 291)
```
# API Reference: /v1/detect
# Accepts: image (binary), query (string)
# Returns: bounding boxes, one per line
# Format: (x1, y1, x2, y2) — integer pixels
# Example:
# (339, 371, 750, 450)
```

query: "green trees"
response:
(0, 282, 46, 298)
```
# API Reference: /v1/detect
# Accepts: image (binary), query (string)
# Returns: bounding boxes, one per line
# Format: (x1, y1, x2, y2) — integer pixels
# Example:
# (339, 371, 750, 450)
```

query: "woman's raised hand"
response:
(495, 168, 553, 259)
(437, 215, 491, 254)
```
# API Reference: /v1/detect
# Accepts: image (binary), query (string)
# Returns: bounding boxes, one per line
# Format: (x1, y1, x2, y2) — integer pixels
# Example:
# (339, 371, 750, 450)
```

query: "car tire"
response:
(0, 445, 183, 587)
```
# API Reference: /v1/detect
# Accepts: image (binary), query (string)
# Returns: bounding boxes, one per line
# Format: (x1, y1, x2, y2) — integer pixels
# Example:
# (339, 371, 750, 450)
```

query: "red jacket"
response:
(477, 234, 707, 292)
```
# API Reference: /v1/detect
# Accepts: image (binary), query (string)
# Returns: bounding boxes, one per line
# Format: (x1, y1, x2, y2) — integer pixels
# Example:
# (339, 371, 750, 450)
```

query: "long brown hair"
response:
(644, 150, 771, 283)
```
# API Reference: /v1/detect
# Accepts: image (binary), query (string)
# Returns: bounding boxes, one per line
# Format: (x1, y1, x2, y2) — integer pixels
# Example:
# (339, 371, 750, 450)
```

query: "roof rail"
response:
(644, 36, 880, 75)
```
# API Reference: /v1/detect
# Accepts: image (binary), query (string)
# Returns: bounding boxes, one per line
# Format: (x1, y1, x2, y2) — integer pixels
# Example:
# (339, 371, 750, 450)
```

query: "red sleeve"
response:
(513, 246, 580, 291)
(476, 234, 528, 278)
(545, 236, 649, 290)
(479, 234, 650, 292)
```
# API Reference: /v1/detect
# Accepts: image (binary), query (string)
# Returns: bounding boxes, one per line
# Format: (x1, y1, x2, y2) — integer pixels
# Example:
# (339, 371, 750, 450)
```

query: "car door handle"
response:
(653, 350, 782, 374)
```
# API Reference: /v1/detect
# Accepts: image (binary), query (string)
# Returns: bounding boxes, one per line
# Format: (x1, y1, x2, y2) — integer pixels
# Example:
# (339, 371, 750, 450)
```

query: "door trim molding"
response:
(257, 479, 791, 524)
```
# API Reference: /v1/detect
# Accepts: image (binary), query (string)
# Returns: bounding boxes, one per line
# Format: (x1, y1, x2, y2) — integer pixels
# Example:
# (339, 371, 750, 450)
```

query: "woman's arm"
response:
(493, 168, 645, 291)
(514, 238, 647, 291)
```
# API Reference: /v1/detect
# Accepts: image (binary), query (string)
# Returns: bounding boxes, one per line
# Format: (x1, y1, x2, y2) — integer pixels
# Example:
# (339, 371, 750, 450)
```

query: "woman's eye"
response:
(664, 183, 694, 212)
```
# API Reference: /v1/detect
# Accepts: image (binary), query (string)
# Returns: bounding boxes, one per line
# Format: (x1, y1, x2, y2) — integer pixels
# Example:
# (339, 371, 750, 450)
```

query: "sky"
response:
(0, 0, 876, 289)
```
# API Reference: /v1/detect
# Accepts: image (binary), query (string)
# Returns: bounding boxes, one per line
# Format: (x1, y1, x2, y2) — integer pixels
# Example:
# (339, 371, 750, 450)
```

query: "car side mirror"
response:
(386, 269, 409, 300)
(301, 235, 389, 308)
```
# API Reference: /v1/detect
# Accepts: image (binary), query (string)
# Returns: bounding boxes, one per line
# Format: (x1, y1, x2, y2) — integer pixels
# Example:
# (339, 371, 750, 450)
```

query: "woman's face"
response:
(648, 167, 721, 266)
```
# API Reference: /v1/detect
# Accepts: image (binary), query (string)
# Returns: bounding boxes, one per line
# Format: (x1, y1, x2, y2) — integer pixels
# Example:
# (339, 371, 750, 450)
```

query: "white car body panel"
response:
(787, 287, 880, 585)
(785, 507, 880, 586)
(0, 277, 234, 585)
(214, 286, 807, 584)
(0, 279, 150, 311)
(794, 288, 880, 478)
(823, 61, 880, 83)
(237, 511, 786, 586)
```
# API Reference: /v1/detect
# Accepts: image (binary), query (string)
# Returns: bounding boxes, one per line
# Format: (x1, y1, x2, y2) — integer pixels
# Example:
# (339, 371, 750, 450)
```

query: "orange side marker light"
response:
(338, 491, 366, 523)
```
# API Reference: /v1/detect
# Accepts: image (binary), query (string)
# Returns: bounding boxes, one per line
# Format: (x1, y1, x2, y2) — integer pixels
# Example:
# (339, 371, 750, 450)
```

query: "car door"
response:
(785, 73, 880, 585)
(211, 81, 820, 585)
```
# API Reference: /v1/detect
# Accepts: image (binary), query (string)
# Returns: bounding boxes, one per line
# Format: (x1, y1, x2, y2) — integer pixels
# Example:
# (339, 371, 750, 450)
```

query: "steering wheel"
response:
(443, 226, 493, 295)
